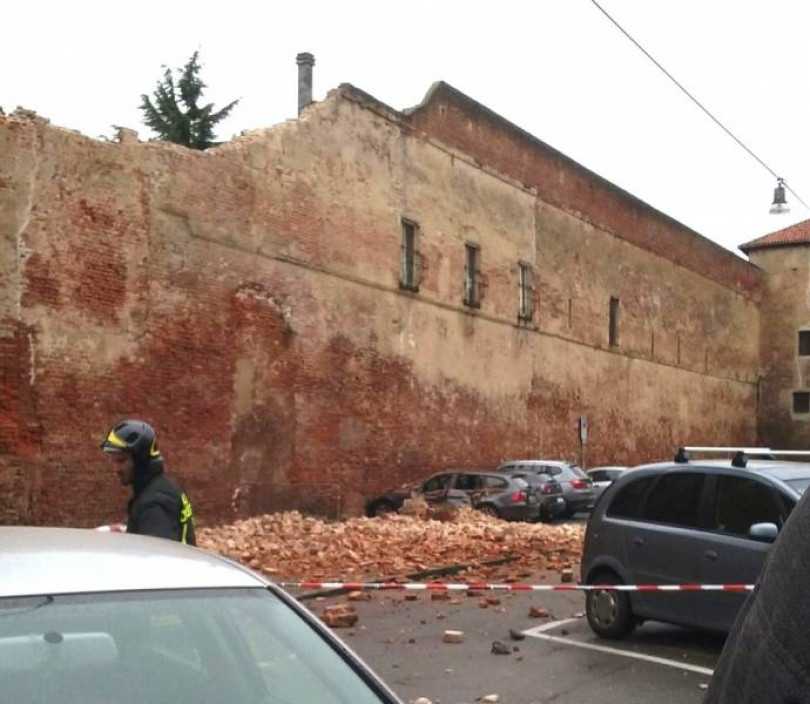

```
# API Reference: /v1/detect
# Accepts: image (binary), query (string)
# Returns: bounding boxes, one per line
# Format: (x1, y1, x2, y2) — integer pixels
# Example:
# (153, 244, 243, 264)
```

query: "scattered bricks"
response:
(478, 600, 489, 609)
(560, 568, 574, 583)
(347, 590, 372, 601)
(404, 593, 419, 601)
(436, 613, 446, 620)
(508, 628, 526, 641)
(199, 513, 584, 580)
(491, 641, 511, 655)
(467, 589, 484, 598)
(450, 598, 462, 605)
(485, 596, 501, 606)
(529, 606, 549, 618)
(431, 591, 451, 601)
(443, 630, 465, 643)
(321, 604, 358, 628)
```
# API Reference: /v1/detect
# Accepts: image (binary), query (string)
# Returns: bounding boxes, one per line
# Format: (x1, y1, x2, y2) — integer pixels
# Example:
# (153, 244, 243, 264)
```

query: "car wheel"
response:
(477, 504, 501, 519)
(368, 500, 397, 517)
(586, 572, 636, 640)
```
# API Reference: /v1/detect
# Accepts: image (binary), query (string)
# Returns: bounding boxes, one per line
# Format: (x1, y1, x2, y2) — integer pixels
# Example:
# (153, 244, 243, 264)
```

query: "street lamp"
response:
(770, 178, 790, 214)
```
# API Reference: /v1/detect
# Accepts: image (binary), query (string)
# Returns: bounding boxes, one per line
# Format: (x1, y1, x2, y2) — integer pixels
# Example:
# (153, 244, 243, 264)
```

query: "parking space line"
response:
(523, 617, 580, 634)
(522, 620, 714, 676)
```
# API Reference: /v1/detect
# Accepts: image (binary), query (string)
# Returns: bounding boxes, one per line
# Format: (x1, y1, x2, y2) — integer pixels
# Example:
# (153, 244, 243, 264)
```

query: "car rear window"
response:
(485, 476, 510, 489)
(641, 472, 705, 527)
(569, 465, 589, 479)
(606, 476, 654, 519)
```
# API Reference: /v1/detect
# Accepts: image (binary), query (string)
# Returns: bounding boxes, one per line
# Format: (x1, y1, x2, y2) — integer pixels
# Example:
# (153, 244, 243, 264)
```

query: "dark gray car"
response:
(498, 460, 595, 518)
(581, 454, 810, 639)
(366, 470, 564, 521)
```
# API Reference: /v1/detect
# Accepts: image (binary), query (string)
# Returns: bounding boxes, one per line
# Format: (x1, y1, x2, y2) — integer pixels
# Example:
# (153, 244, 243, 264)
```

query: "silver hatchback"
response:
(1, 527, 402, 704)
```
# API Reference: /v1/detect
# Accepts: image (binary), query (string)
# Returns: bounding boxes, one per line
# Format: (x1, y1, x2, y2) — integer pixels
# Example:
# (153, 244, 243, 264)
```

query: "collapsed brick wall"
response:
(0, 87, 762, 527)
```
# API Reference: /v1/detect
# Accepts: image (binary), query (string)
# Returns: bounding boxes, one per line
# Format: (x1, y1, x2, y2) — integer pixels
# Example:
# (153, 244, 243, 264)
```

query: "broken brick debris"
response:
(197, 508, 584, 581)
(529, 606, 550, 618)
(321, 603, 358, 628)
(443, 630, 465, 643)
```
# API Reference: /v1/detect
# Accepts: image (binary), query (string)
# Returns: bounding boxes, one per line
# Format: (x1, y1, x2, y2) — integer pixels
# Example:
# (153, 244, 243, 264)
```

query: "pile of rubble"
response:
(197, 506, 585, 581)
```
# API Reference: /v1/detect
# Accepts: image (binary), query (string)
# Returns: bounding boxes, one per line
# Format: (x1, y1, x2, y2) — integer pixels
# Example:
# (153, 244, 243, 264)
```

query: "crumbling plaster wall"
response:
(0, 84, 761, 526)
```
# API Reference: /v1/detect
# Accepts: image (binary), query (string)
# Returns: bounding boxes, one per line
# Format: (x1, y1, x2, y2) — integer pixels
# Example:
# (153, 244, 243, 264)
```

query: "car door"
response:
(695, 473, 782, 631)
(447, 473, 479, 506)
(420, 473, 454, 504)
(625, 470, 709, 626)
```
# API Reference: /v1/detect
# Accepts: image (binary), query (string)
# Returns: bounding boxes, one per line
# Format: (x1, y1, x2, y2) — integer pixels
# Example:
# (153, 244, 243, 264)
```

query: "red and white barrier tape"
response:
(280, 581, 754, 593)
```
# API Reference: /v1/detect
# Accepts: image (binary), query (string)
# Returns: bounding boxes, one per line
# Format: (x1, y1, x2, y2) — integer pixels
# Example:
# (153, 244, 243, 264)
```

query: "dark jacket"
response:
(705, 488, 810, 703)
(127, 460, 196, 546)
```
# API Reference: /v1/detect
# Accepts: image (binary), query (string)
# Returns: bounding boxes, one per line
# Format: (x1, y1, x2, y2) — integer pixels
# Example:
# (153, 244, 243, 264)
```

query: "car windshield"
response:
(0, 588, 389, 704)
(785, 477, 810, 495)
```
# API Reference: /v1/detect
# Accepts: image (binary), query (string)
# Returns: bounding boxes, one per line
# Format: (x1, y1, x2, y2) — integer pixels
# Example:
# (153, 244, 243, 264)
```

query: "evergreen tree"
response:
(140, 51, 238, 150)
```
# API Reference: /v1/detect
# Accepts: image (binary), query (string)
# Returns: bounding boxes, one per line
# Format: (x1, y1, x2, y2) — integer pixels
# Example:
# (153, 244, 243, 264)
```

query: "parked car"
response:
(0, 527, 402, 704)
(581, 451, 810, 640)
(498, 460, 595, 518)
(365, 470, 564, 522)
(586, 466, 628, 501)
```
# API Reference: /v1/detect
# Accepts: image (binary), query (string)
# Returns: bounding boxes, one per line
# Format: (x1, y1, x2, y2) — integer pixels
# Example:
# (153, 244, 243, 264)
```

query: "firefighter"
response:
(100, 419, 196, 545)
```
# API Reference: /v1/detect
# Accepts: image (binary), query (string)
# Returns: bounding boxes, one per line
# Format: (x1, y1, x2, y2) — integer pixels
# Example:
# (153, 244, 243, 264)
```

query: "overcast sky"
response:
(4, 0, 809, 256)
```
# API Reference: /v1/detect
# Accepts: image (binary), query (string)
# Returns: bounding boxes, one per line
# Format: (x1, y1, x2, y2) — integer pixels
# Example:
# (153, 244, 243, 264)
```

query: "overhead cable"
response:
(589, 0, 809, 210)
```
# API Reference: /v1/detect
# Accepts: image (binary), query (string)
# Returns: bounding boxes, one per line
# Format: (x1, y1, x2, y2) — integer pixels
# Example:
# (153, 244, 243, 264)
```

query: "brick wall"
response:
(0, 85, 763, 527)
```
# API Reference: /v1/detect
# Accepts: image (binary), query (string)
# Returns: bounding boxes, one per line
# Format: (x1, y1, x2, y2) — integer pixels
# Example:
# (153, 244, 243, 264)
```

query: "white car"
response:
(1, 527, 402, 704)
(586, 466, 629, 501)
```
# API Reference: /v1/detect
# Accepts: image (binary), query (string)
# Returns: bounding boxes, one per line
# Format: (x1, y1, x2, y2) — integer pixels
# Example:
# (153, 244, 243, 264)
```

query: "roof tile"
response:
(740, 219, 810, 253)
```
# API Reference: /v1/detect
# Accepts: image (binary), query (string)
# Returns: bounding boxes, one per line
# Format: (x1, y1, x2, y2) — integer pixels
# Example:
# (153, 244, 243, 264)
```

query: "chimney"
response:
(296, 52, 315, 115)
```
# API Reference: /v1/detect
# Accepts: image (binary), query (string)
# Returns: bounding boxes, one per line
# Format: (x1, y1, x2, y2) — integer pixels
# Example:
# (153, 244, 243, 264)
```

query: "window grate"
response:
(518, 262, 534, 322)
(399, 219, 421, 292)
(609, 297, 620, 347)
(463, 243, 481, 308)
(793, 391, 810, 415)
(799, 331, 810, 356)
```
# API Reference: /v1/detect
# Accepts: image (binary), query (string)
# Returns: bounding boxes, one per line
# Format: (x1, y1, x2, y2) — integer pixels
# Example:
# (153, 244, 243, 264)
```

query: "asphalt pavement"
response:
(311, 573, 724, 704)
(304, 532, 726, 704)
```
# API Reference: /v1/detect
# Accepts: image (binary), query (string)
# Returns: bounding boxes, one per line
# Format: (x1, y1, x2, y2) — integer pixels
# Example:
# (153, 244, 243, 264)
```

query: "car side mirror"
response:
(749, 522, 778, 543)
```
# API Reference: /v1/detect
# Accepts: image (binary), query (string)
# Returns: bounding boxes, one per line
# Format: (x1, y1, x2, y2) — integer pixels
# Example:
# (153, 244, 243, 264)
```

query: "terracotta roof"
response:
(740, 219, 810, 253)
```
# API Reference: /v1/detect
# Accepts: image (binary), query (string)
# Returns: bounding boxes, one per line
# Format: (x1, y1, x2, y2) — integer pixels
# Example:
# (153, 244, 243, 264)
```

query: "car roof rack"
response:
(674, 446, 810, 469)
